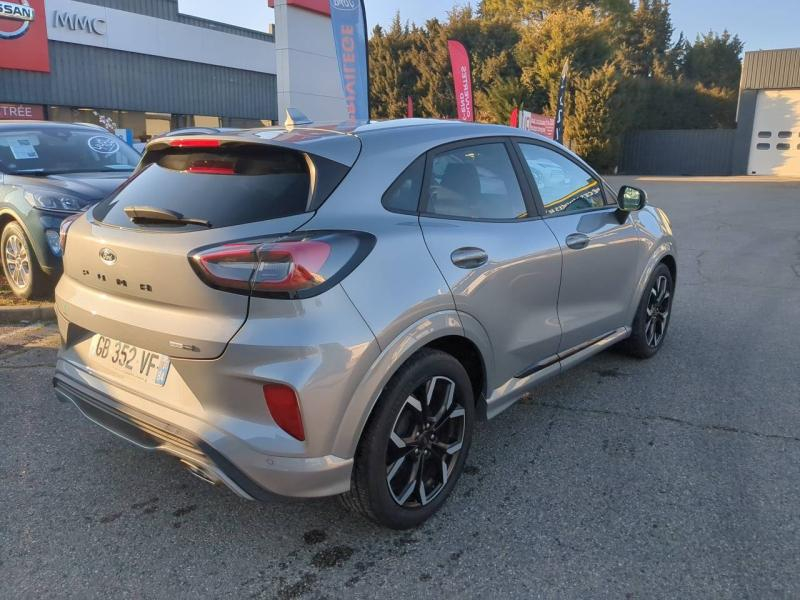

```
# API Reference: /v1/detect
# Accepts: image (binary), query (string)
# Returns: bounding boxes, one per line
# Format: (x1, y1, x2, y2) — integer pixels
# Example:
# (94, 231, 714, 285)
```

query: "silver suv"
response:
(53, 119, 676, 529)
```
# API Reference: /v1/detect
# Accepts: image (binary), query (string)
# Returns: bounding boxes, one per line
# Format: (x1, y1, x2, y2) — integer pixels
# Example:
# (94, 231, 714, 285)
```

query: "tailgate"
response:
(55, 135, 356, 360)
(57, 213, 312, 359)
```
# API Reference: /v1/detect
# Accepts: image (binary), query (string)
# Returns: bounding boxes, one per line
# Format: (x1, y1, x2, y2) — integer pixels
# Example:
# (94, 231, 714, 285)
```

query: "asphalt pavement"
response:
(2, 177, 799, 599)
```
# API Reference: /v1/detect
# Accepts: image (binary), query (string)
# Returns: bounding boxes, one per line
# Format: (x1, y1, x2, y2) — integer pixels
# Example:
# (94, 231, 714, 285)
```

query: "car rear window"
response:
(93, 146, 312, 230)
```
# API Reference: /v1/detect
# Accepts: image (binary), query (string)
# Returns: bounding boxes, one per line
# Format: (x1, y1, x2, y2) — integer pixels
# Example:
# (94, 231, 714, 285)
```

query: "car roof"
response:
(146, 118, 562, 167)
(0, 120, 112, 131)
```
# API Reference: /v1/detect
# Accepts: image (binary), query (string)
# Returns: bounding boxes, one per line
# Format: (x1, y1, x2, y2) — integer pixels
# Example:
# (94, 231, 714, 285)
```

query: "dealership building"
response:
(0, 0, 280, 140)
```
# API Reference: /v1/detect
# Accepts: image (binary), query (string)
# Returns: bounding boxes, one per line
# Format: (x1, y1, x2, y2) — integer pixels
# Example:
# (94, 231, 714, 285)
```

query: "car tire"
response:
(340, 349, 475, 529)
(1, 222, 52, 300)
(619, 263, 674, 359)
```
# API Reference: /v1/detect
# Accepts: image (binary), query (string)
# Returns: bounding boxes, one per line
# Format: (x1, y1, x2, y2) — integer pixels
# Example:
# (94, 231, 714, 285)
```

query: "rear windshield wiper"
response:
(123, 206, 212, 228)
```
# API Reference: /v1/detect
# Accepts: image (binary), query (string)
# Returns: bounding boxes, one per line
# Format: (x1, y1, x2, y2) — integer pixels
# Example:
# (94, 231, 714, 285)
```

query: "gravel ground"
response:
(1, 177, 799, 599)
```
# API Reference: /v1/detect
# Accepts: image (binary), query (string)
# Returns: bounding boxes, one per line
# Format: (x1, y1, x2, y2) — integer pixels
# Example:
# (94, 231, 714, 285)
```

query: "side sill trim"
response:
(486, 326, 630, 420)
(514, 328, 627, 379)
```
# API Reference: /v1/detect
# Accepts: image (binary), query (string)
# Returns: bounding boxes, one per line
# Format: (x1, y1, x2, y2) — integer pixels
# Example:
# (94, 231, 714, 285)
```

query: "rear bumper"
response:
(53, 370, 354, 499)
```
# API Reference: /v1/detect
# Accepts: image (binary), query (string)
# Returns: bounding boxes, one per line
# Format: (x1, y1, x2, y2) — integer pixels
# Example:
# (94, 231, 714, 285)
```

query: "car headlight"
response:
(24, 190, 86, 212)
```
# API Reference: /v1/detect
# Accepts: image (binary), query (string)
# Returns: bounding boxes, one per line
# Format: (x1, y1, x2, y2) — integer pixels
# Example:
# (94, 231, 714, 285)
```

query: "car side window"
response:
(424, 142, 528, 220)
(518, 143, 605, 216)
(382, 155, 425, 214)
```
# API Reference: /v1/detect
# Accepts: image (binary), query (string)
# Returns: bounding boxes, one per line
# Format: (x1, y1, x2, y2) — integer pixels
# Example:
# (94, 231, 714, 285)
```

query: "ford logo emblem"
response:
(99, 247, 117, 265)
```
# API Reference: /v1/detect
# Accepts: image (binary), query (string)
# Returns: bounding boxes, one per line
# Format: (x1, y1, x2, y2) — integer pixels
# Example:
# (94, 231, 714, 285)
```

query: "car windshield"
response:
(0, 126, 140, 175)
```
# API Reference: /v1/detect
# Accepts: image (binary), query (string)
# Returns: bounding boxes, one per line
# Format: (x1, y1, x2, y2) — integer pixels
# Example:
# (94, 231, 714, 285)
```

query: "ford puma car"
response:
(1, 122, 139, 298)
(53, 119, 676, 529)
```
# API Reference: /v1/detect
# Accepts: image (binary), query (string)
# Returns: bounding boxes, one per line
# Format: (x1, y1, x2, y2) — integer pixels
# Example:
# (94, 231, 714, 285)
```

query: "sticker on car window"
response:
(0, 135, 40, 159)
(88, 136, 120, 155)
(9, 138, 38, 160)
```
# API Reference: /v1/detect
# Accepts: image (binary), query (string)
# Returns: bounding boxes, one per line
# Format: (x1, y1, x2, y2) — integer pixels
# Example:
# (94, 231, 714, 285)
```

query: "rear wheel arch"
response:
(356, 333, 487, 443)
(423, 335, 487, 417)
(332, 312, 492, 458)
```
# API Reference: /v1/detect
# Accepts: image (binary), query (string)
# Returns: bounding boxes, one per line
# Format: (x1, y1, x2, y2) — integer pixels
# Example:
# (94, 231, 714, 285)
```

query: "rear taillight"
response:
(189, 231, 375, 299)
(263, 383, 305, 441)
(58, 213, 81, 255)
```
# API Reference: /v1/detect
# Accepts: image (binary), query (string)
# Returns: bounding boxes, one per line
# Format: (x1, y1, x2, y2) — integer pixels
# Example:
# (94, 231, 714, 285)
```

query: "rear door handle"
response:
(565, 233, 590, 250)
(451, 247, 488, 269)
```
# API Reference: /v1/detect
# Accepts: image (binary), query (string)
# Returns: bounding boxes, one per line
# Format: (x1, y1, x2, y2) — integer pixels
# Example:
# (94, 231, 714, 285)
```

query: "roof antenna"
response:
(285, 108, 312, 128)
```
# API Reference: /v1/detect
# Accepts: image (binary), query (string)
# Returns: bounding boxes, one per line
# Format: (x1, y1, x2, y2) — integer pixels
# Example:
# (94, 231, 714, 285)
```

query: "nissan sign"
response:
(0, 0, 49, 72)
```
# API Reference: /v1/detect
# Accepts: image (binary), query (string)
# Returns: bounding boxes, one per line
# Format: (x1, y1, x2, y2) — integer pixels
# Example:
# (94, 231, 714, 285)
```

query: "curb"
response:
(0, 303, 56, 325)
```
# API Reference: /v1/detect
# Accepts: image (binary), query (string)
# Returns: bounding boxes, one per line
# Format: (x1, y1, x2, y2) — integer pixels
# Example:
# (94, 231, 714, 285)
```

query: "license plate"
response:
(89, 334, 171, 386)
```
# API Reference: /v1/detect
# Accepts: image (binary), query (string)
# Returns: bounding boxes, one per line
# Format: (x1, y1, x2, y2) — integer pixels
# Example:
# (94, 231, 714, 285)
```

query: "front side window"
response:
(0, 126, 140, 175)
(518, 143, 605, 216)
(424, 142, 528, 220)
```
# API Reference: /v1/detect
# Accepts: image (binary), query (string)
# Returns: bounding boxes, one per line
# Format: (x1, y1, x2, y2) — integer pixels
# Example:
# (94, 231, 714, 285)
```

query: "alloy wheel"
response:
(645, 274, 671, 348)
(385, 376, 466, 507)
(4, 234, 31, 290)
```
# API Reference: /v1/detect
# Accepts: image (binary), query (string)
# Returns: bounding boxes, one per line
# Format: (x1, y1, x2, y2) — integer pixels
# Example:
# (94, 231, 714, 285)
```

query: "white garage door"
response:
(747, 89, 800, 176)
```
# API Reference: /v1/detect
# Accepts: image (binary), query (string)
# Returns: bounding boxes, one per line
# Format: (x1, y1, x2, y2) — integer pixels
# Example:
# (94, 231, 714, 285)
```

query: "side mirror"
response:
(617, 185, 647, 211)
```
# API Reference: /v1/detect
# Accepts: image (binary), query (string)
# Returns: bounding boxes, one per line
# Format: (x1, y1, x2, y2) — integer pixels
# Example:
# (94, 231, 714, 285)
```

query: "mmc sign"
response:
(52, 9, 107, 35)
(0, 0, 49, 72)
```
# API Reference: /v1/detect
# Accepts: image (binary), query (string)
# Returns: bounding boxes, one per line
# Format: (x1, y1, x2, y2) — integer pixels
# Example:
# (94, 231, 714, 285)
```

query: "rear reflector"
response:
(263, 383, 305, 441)
(189, 231, 375, 299)
(168, 138, 221, 148)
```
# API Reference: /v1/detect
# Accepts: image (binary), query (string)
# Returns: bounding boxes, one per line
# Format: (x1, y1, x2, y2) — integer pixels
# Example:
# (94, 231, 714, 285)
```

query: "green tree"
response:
(406, 18, 454, 117)
(617, 0, 675, 77)
(479, 0, 631, 21)
(515, 8, 614, 112)
(475, 77, 529, 123)
(366, 1, 742, 171)
(680, 30, 744, 90)
(368, 16, 420, 119)
(567, 62, 621, 170)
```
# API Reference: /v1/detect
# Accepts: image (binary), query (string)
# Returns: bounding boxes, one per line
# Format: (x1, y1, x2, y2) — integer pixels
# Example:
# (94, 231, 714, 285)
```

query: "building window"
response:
(756, 143, 770, 150)
(757, 131, 772, 138)
(778, 131, 792, 138)
(776, 143, 790, 150)
(193, 115, 220, 128)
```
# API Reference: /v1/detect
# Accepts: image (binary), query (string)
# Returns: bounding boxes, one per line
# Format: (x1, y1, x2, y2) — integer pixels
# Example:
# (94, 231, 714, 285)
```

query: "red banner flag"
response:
(407, 95, 414, 118)
(447, 40, 474, 122)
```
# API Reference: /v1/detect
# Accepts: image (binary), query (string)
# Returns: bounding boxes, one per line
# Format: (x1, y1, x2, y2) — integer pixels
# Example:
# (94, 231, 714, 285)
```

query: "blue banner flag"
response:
(329, 0, 370, 122)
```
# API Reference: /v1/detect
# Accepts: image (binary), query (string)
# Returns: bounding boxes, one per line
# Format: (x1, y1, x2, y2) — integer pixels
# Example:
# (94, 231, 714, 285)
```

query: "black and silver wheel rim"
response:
(4, 234, 31, 290)
(645, 274, 671, 348)
(385, 376, 466, 507)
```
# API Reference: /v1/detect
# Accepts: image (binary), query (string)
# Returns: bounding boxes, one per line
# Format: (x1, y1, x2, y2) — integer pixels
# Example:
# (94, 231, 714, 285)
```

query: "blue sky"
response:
(179, 0, 796, 52)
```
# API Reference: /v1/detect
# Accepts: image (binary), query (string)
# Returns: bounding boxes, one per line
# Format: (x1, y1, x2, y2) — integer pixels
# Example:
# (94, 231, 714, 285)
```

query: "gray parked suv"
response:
(53, 119, 676, 529)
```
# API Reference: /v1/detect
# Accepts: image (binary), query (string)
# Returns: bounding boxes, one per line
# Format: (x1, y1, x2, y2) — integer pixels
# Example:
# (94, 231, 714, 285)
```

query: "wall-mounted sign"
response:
(0, 103, 45, 119)
(44, 0, 275, 74)
(52, 9, 106, 35)
(0, 0, 50, 72)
